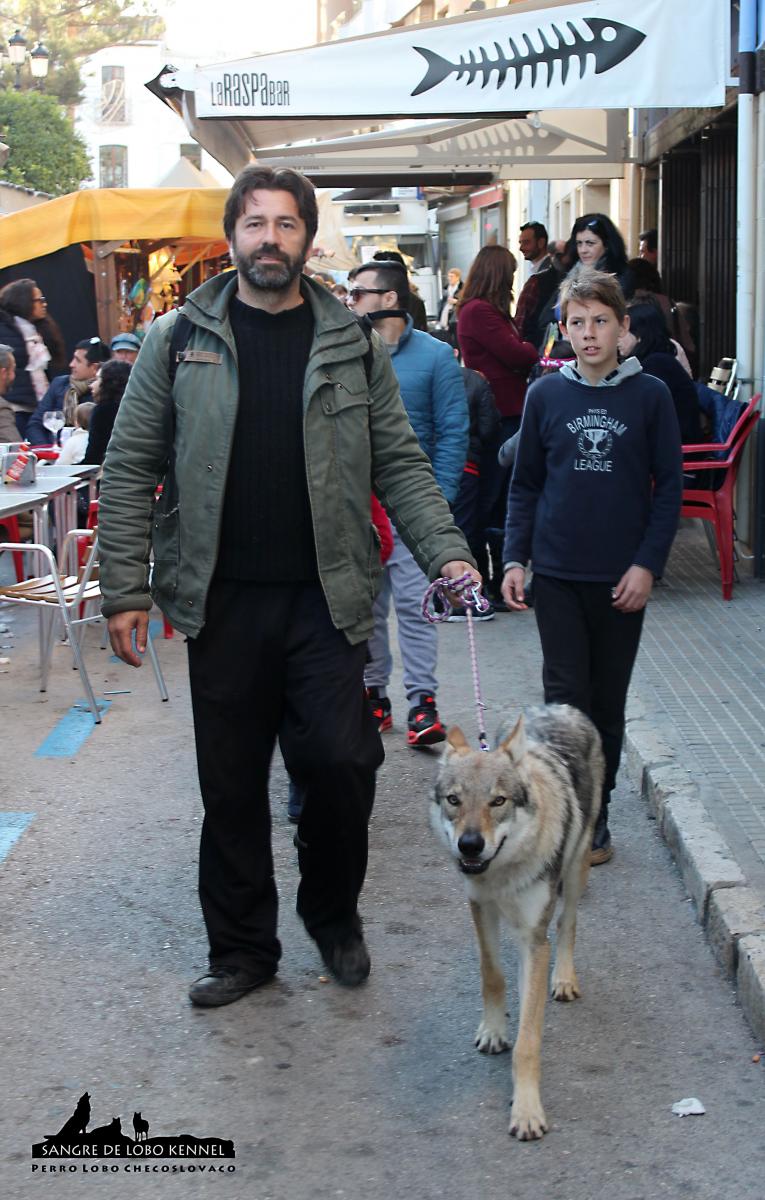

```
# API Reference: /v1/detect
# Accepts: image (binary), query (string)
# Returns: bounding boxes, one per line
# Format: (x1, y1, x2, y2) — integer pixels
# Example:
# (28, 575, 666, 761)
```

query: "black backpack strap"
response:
(168, 312, 193, 386)
(355, 315, 374, 385)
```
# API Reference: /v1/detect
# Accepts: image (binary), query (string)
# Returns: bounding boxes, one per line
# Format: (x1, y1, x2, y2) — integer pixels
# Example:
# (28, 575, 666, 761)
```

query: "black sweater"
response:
(504, 370, 683, 581)
(640, 352, 702, 444)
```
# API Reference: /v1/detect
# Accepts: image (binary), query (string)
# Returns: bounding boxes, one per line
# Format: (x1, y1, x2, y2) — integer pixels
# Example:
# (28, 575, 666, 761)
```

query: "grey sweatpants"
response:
(364, 528, 438, 705)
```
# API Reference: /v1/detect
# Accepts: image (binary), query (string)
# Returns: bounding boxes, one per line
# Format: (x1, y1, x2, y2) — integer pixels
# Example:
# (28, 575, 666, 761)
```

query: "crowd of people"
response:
(1, 171, 704, 1006)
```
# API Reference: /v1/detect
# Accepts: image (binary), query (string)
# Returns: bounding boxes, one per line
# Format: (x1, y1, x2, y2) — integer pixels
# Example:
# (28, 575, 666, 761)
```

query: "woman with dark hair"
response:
(565, 213, 630, 289)
(85, 359, 132, 465)
(456, 244, 538, 602)
(619, 301, 702, 443)
(0, 278, 53, 435)
(624, 257, 696, 370)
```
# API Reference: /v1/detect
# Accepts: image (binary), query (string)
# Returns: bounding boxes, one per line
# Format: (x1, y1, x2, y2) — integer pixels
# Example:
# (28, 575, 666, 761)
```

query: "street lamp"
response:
(7, 29, 26, 90)
(29, 41, 50, 84)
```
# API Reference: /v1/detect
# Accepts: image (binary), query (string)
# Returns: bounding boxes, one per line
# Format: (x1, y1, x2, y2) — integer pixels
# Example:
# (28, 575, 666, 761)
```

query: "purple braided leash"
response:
(422, 573, 491, 751)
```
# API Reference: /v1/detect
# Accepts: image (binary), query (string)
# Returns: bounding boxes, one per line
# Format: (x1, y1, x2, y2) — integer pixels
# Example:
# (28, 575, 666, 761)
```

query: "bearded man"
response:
(98, 165, 479, 1007)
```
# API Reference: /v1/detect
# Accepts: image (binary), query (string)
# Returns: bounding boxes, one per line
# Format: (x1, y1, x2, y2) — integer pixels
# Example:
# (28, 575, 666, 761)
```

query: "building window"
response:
(180, 143, 202, 170)
(100, 145, 128, 188)
(101, 65, 126, 123)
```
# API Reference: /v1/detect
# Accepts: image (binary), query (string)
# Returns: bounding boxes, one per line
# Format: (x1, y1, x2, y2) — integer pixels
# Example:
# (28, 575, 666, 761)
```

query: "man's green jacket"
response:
(98, 272, 473, 644)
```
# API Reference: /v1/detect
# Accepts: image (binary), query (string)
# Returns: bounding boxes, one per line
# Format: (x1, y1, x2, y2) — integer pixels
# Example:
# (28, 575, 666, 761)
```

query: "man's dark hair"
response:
(372, 250, 406, 268)
(520, 221, 548, 244)
(223, 165, 318, 244)
(352, 261, 409, 306)
(639, 229, 658, 252)
(75, 337, 111, 365)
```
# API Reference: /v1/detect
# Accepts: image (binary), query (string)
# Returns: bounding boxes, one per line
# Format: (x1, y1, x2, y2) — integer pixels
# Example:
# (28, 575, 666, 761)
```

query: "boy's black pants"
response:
(532, 574, 645, 810)
(187, 580, 384, 974)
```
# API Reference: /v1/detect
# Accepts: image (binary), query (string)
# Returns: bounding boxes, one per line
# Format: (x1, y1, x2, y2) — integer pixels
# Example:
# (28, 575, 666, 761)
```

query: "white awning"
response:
(147, 0, 727, 184)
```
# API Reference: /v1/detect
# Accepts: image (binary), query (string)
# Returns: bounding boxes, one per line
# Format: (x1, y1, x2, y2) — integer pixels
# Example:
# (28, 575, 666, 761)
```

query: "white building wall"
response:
(76, 43, 231, 189)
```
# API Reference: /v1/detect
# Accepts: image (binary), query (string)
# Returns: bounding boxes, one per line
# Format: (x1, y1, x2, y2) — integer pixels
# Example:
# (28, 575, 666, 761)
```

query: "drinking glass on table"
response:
(42, 410, 65, 446)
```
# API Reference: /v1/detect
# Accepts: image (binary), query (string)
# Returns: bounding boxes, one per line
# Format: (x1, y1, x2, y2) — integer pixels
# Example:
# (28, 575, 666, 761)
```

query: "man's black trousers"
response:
(532, 574, 645, 811)
(187, 580, 384, 973)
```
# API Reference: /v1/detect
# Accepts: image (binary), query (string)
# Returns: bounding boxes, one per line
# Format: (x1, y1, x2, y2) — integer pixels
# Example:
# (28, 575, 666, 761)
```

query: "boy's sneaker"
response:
(366, 687, 392, 732)
(407, 693, 446, 747)
(447, 603, 495, 622)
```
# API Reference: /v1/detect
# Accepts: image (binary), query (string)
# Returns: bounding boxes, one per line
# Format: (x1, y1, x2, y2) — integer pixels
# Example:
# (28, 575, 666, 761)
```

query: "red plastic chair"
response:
(0, 516, 25, 582)
(680, 393, 761, 599)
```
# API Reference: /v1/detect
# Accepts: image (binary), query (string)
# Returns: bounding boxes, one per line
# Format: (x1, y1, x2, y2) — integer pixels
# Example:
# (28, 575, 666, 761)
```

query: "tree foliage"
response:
(0, 88, 92, 193)
(0, 1, 165, 104)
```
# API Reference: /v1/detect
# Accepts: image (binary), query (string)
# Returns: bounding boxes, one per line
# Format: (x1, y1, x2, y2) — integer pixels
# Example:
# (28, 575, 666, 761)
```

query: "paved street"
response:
(1, 524, 764, 1199)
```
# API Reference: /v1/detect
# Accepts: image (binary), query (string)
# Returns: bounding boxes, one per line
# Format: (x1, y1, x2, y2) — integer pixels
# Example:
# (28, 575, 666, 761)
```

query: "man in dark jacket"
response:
(99, 166, 478, 1008)
(26, 338, 110, 445)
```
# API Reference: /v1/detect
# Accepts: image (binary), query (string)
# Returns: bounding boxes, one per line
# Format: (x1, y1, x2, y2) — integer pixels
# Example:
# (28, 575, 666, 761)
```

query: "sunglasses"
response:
(34, 295, 47, 303)
(348, 286, 389, 303)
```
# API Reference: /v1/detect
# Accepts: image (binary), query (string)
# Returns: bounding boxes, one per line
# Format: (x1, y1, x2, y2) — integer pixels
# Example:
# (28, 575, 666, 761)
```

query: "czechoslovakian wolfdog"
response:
(431, 704, 604, 1141)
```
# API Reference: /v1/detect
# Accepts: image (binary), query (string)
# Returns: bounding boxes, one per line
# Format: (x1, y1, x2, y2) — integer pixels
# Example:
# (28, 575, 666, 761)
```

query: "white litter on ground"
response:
(671, 1097, 706, 1117)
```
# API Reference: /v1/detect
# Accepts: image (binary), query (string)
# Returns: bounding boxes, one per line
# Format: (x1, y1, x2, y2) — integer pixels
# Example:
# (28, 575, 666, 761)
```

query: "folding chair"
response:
(0, 529, 168, 722)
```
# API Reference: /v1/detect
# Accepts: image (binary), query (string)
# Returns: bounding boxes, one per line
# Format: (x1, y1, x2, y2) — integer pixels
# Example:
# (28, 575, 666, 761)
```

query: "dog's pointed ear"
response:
(500, 715, 527, 763)
(445, 726, 471, 756)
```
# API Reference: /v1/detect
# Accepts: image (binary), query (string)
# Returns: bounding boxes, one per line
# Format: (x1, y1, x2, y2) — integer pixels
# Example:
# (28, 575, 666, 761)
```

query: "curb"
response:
(625, 705, 765, 1047)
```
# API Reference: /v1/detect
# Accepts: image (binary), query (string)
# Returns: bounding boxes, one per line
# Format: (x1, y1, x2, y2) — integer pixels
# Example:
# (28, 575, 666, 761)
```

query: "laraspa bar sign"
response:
(178, 0, 726, 120)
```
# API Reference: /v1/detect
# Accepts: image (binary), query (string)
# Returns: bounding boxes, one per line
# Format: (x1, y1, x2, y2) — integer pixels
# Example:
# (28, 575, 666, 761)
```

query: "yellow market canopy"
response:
(0, 187, 230, 270)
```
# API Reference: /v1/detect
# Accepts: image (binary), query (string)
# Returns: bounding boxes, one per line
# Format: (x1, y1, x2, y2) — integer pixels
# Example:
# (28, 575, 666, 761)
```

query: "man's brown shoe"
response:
(189, 965, 276, 1007)
(590, 811, 613, 866)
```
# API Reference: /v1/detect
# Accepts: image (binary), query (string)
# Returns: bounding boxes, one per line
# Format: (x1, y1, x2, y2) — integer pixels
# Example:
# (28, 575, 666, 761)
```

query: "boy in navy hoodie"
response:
(502, 269, 682, 864)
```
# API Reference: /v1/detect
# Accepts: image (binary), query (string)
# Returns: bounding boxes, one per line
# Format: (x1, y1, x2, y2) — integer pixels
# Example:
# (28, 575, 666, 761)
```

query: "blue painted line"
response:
(109, 619, 163, 664)
(0, 813, 34, 863)
(34, 701, 111, 758)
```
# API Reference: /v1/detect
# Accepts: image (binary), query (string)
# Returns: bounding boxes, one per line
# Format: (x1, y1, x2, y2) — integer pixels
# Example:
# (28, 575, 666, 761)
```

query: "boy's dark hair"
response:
(372, 249, 406, 268)
(639, 228, 658, 252)
(75, 337, 111, 364)
(351, 261, 409, 305)
(223, 165, 318, 244)
(520, 221, 548, 244)
(559, 268, 626, 323)
(624, 300, 674, 359)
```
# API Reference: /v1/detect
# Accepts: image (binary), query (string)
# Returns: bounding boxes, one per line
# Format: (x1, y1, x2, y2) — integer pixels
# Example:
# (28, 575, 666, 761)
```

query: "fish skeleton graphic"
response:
(410, 18, 645, 97)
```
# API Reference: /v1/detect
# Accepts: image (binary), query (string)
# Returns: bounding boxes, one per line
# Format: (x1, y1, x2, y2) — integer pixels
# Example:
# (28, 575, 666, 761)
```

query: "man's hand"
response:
(440, 560, 482, 605)
(612, 565, 653, 613)
(108, 610, 150, 667)
(501, 566, 528, 611)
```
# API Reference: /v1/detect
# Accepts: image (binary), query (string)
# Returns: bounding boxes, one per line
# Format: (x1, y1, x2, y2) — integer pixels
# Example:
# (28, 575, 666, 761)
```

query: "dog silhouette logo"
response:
(31, 1092, 235, 1162)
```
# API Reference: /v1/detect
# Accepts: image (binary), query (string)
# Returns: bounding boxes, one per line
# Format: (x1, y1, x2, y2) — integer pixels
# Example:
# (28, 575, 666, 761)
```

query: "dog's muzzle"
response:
(457, 832, 506, 875)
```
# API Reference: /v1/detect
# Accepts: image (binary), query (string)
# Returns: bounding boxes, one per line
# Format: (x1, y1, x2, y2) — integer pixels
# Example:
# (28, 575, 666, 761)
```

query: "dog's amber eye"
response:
(446, 793, 461, 808)
(490, 795, 507, 807)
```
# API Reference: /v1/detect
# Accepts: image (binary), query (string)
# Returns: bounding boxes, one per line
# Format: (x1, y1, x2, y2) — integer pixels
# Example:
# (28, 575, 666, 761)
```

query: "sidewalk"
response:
(622, 520, 765, 1044)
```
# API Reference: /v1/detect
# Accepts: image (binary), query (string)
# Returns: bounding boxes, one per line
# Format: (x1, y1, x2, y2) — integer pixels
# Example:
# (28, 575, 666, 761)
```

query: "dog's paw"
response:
(474, 1019, 510, 1055)
(509, 1099, 548, 1141)
(551, 974, 581, 1002)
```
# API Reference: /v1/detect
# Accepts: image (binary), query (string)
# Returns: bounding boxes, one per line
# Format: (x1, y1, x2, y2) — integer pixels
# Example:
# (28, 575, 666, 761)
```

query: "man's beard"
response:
(231, 239, 308, 293)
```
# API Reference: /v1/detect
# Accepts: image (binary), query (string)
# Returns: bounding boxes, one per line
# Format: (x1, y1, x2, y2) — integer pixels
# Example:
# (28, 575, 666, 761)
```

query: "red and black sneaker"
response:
(407, 693, 446, 747)
(366, 687, 393, 732)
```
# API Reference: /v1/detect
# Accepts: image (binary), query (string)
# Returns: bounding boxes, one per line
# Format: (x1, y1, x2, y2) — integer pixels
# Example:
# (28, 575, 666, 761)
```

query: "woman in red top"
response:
(456, 245, 538, 604)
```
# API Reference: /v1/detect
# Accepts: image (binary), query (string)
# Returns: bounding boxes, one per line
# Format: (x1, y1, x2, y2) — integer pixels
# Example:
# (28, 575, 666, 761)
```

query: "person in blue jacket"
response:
(348, 259, 469, 746)
(26, 338, 110, 445)
(502, 269, 682, 866)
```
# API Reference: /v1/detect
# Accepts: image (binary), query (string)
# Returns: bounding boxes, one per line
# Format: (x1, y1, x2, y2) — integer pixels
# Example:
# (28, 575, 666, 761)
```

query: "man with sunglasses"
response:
(98, 166, 478, 1008)
(348, 260, 469, 747)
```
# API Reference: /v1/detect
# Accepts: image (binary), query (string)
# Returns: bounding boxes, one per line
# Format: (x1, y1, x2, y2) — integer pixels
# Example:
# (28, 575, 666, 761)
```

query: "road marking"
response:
(0, 813, 34, 863)
(34, 701, 112, 758)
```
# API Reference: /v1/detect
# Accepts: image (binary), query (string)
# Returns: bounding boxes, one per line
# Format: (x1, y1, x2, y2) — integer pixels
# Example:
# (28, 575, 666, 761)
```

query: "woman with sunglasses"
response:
(0, 278, 64, 437)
